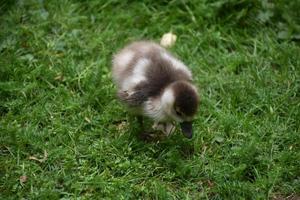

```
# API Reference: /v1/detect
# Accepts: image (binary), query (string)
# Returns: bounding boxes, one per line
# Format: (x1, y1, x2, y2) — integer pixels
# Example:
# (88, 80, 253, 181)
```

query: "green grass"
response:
(1, 0, 299, 199)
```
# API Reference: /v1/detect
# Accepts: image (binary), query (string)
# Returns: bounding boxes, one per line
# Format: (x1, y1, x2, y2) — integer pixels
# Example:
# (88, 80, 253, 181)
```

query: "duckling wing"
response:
(117, 89, 148, 107)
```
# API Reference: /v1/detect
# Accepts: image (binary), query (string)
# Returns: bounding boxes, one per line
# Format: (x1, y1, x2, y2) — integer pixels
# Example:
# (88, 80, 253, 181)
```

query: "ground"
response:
(0, 0, 299, 199)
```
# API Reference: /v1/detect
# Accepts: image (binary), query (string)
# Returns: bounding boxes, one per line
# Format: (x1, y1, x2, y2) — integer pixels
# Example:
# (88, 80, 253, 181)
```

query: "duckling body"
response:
(112, 41, 199, 138)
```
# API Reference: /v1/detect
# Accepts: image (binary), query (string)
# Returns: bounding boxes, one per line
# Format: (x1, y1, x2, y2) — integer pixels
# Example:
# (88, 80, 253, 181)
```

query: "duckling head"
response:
(161, 81, 199, 138)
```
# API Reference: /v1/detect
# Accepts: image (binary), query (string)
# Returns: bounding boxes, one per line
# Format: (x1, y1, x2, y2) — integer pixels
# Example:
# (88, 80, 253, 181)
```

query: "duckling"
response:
(112, 41, 199, 139)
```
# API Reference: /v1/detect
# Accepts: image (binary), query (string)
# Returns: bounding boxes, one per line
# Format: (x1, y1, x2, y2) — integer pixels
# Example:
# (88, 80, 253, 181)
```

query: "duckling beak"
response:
(180, 121, 193, 139)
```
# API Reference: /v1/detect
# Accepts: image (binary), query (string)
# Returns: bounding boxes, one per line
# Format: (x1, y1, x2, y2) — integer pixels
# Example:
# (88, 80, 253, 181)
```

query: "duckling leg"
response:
(137, 116, 155, 141)
(152, 122, 164, 132)
(139, 120, 173, 141)
(152, 122, 175, 136)
(164, 123, 176, 136)
(137, 116, 143, 128)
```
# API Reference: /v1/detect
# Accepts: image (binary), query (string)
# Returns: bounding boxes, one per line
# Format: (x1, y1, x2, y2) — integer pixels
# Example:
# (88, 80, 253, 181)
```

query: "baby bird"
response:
(112, 41, 199, 139)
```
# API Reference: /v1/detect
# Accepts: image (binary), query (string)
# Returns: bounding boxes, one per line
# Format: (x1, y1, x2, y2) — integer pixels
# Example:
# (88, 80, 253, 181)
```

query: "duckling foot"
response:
(152, 122, 175, 136)
(139, 131, 157, 142)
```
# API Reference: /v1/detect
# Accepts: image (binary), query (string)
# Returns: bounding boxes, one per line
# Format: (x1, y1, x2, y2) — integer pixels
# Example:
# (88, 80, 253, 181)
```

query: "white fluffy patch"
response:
(113, 50, 135, 72)
(143, 97, 165, 122)
(133, 58, 149, 76)
(161, 52, 192, 79)
(143, 88, 176, 122)
(161, 88, 175, 109)
(121, 58, 150, 91)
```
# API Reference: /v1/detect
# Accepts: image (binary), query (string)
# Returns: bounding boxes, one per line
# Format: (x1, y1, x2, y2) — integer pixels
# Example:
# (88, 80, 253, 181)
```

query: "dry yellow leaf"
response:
(160, 32, 177, 47)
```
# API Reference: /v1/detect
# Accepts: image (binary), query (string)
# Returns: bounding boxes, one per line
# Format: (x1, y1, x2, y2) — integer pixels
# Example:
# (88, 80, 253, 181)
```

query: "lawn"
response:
(0, 0, 299, 199)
